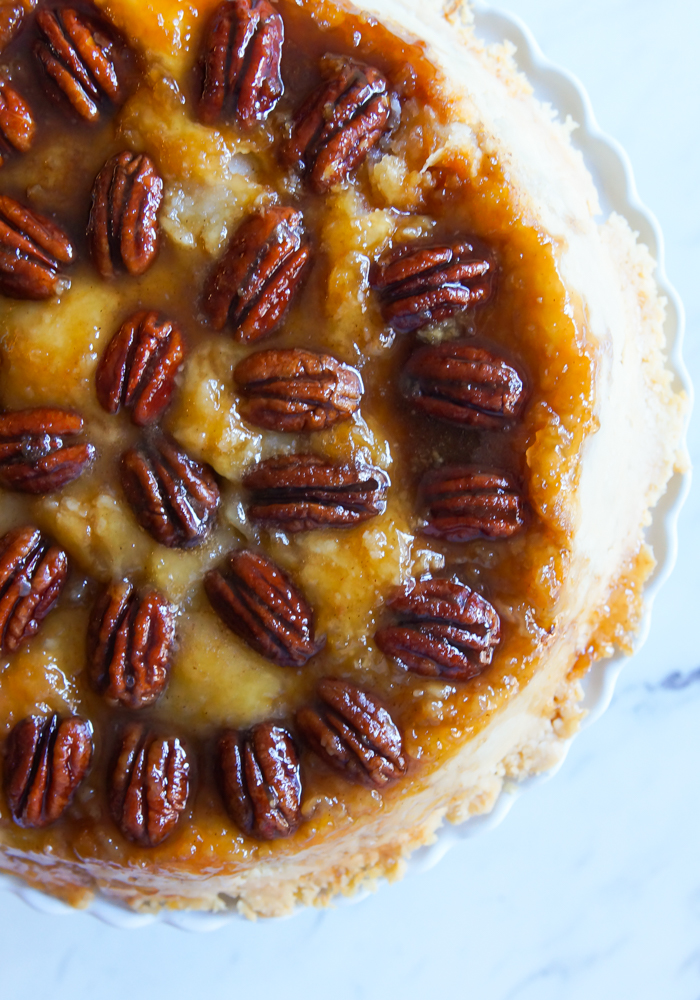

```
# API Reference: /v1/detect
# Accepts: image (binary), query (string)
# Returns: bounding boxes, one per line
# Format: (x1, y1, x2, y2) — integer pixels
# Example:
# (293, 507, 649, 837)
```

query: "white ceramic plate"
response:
(1, 1, 691, 932)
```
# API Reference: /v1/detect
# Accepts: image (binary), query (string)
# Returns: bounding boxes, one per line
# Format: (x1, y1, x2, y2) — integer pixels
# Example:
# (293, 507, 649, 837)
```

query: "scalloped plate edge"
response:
(1, 0, 692, 931)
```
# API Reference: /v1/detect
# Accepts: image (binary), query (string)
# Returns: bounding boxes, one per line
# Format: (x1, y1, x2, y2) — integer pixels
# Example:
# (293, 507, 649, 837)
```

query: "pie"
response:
(0, 0, 685, 917)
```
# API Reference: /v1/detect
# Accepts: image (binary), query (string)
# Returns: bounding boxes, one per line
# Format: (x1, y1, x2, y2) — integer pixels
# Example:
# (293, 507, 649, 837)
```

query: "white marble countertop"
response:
(2, 0, 699, 996)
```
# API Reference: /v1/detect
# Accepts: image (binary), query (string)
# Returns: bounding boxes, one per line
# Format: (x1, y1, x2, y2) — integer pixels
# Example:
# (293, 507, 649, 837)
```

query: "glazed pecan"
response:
(0, 4, 24, 52)
(234, 348, 363, 432)
(296, 678, 405, 788)
(282, 58, 392, 193)
(96, 311, 186, 426)
(218, 722, 302, 840)
(203, 206, 310, 340)
(421, 467, 526, 542)
(0, 194, 74, 299)
(0, 408, 95, 493)
(34, 7, 123, 122)
(87, 580, 175, 709)
(375, 578, 500, 681)
(403, 343, 526, 428)
(88, 151, 163, 279)
(198, 0, 284, 128)
(120, 435, 220, 548)
(5, 714, 93, 828)
(0, 526, 68, 653)
(244, 454, 389, 531)
(371, 241, 494, 333)
(205, 548, 323, 667)
(110, 723, 190, 847)
(0, 82, 35, 164)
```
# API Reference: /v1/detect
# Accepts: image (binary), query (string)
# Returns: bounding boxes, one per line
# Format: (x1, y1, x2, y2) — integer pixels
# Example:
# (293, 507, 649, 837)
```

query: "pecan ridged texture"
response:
(120, 434, 220, 548)
(371, 241, 494, 334)
(404, 342, 527, 428)
(0, 194, 73, 299)
(0, 407, 95, 494)
(0, 81, 35, 165)
(0, 4, 24, 52)
(5, 714, 93, 828)
(244, 454, 389, 531)
(88, 151, 163, 278)
(198, 0, 284, 128)
(110, 723, 190, 847)
(282, 57, 392, 193)
(205, 548, 323, 667)
(375, 578, 501, 681)
(0, 526, 68, 653)
(203, 206, 310, 341)
(87, 580, 176, 709)
(421, 467, 526, 542)
(296, 678, 405, 788)
(234, 348, 363, 433)
(34, 7, 124, 122)
(96, 310, 186, 426)
(218, 722, 302, 840)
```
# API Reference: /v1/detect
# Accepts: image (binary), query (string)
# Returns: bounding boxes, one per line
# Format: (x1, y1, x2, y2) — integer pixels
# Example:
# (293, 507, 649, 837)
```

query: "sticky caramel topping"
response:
(0, 0, 606, 875)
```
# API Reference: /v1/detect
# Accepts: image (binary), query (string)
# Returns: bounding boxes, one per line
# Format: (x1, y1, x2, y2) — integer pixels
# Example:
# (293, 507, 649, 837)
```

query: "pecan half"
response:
(34, 7, 123, 122)
(120, 435, 220, 548)
(96, 311, 185, 426)
(88, 151, 163, 279)
(244, 454, 389, 531)
(0, 4, 24, 53)
(375, 578, 500, 681)
(205, 548, 323, 667)
(0, 408, 95, 493)
(198, 0, 284, 129)
(203, 206, 310, 340)
(282, 58, 392, 193)
(234, 348, 363, 432)
(296, 678, 405, 788)
(110, 723, 190, 847)
(403, 343, 526, 428)
(0, 194, 73, 299)
(218, 722, 302, 840)
(421, 467, 526, 542)
(371, 241, 494, 334)
(5, 714, 93, 827)
(0, 526, 68, 653)
(0, 82, 35, 165)
(87, 580, 175, 709)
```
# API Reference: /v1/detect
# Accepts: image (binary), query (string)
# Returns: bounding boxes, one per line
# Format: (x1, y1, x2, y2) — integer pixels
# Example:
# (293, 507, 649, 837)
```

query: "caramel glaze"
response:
(0, 0, 637, 891)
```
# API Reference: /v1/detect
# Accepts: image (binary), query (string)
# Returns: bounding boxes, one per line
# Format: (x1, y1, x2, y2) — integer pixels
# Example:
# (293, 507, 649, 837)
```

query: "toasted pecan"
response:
(282, 58, 392, 192)
(234, 348, 363, 432)
(297, 678, 405, 788)
(5, 714, 93, 827)
(218, 723, 302, 840)
(205, 548, 323, 667)
(244, 454, 389, 531)
(203, 206, 310, 340)
(198, 0, 284, 128)
(421, 467, 527, 542)
(376, 577, 501, 680)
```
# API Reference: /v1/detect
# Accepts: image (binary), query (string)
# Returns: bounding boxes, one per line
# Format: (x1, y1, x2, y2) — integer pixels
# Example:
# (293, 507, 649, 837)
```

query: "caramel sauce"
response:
(0, 0, 636, 891)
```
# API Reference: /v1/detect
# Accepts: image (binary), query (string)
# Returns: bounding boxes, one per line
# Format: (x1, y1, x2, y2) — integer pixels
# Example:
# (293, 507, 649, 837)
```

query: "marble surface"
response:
(2, 0, 699, 996)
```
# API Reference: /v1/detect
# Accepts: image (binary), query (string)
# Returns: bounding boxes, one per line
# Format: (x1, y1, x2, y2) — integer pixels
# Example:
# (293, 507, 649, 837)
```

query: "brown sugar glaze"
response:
(0, 0, 615, 896)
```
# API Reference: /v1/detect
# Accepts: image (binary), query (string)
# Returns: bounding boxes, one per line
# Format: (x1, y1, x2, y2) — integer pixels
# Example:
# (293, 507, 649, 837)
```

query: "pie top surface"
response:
(0, 0, 670, 895)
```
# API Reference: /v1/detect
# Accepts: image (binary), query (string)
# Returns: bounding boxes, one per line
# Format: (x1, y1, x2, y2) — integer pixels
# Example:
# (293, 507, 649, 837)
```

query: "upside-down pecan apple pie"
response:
(0, 0, 685, 916)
